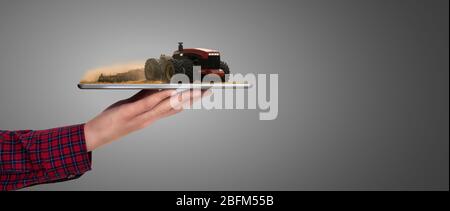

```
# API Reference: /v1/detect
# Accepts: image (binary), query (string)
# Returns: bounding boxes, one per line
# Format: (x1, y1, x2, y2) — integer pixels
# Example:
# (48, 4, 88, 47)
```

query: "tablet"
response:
(78, 83, 251, 90)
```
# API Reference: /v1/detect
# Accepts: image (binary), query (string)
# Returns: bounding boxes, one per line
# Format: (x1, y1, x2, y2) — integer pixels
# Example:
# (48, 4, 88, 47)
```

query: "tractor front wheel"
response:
(180, 59, 194, 83)
(220, 61, 230, 82)
(161, 58, 181, 82)
(163, 59, 194, 83)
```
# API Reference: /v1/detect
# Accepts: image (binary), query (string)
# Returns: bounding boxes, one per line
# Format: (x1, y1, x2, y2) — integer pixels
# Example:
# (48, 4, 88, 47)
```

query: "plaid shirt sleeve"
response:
(0, 124, 92, 191)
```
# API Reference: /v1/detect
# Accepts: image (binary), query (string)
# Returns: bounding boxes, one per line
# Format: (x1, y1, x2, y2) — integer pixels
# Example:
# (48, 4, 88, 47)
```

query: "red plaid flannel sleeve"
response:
(0, 124, 92, 191)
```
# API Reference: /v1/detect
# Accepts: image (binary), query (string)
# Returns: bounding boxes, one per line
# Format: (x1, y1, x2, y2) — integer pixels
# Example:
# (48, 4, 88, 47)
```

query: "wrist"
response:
(84, 121, 103, 151)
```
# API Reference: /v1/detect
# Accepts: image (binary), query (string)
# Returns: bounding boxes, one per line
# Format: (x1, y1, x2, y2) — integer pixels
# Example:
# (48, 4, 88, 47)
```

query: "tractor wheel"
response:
(180, 59, 194, 83)
(144, 58, 163, 82)
(220, 61, 230, 82)
(162, 59, 185, 82)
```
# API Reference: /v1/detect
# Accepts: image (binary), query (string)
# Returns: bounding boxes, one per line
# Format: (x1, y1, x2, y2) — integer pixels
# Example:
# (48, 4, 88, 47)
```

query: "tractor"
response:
(145, 42, 230, 83)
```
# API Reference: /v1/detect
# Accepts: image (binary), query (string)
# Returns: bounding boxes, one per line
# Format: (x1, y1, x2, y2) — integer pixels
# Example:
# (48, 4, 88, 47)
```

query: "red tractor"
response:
(145, 42, 230, 83)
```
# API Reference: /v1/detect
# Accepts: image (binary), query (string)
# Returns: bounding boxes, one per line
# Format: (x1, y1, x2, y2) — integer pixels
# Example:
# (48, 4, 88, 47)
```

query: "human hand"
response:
(84, 89, 208, 151)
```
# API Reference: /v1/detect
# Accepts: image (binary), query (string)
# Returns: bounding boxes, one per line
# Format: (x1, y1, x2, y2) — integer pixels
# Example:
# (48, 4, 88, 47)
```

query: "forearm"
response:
(0, 124, 92, 191)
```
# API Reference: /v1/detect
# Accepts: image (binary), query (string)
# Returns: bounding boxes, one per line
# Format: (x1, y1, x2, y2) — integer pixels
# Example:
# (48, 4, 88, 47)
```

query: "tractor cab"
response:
(172, 42, 228, 80)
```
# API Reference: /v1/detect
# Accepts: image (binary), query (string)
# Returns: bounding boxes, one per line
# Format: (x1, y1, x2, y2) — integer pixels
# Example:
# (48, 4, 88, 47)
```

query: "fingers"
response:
(106, 90, 159, 111)
(160, 89, 208, 118)
(143, 89, 208, 125)
(158, 107, 184, 119)
(124, 89, 177, 117)
(172, 89, 203, 110)
(182, 89, 211, 109)
(127, 90, 159, 102)
(137, 89, 202, 123)
(160, 90, 207, 117)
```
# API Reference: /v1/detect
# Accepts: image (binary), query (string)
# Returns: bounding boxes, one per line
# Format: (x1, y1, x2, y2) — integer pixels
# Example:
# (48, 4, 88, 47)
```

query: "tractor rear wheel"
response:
(220, 61, 230, 82)
(144, 58, 163, 82)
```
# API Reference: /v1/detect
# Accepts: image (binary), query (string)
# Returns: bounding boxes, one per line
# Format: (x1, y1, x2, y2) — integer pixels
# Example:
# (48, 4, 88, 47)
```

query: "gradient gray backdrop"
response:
(0, 0, 448, 190)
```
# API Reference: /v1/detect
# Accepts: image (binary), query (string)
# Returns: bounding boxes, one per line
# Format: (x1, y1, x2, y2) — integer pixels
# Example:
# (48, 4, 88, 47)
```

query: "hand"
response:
(84, 89, 208, 151)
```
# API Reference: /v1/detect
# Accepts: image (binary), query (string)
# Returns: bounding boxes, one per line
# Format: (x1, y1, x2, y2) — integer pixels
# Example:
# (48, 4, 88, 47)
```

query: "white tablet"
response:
(78, 83, 251, 90)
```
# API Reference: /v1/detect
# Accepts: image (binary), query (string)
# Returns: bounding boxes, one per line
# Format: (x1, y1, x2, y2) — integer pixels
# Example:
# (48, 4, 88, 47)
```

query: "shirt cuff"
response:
(20, 124, 92, 184)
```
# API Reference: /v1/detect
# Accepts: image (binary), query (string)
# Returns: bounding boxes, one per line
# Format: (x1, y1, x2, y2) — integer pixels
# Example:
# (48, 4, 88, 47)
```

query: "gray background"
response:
(0, 0, 448, 190)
